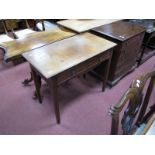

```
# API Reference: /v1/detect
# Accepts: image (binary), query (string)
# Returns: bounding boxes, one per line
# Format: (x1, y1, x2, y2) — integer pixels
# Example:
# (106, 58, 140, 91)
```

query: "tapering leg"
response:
(137, 37, 150, 66)
(137, 45, 146, 66)
(31, 66, 42, 103)
(111, 116, 119, 135)
(83, 74, 86, 79)
(48, 78, 60, 124)
(22, 72, 33, 86)
(102, 57, 112, 92)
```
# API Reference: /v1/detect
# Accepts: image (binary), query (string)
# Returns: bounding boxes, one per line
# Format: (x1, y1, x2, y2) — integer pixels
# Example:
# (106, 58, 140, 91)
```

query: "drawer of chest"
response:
(116, 51, 137, 67)
(120, 33, 144, 51)
(114, 59, 136, 78)
(126, 33, 145, 46)
(117, 34, 144, 64)
(57, 50, 112, 84)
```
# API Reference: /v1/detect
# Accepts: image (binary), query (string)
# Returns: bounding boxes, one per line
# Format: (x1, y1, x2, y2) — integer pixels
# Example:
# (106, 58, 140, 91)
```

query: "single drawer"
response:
(75, 50, 112, 74)
(117, 33, 144, 66)
(57, 50, 112, 84)
(114, 59, 136, 79)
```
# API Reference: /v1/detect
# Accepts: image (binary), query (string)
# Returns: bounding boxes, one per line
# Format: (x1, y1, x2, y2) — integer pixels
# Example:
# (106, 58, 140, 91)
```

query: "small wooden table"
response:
(0, 27, 76, 62)
(91, 21, 145, 86)
(57, 19, 120, 33)
(23, 32, 116, 124)
(0, 27, 76, 85)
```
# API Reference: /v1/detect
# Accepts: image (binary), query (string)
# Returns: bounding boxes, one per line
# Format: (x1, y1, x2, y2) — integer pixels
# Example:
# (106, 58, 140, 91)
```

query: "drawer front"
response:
(126, 32, 144, 55)
(57, 50, 112, 84)
(116, 32, 144, 67)
(114, 59, 136, 79)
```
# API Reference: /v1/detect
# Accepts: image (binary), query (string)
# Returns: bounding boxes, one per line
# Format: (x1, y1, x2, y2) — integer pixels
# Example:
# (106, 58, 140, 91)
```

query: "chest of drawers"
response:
(91, 21, 145, 86)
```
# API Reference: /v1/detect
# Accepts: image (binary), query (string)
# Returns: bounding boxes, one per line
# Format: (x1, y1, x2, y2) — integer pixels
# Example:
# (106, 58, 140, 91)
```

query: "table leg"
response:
(137, 45, 146, 66)
(22, 72, 33, 86)
(31, 67, 42, 103)
(102, 58, 112, 92)
(138, 37, 151, 66)
(48, 78, 60, 124)
(83, 74, 86, 79)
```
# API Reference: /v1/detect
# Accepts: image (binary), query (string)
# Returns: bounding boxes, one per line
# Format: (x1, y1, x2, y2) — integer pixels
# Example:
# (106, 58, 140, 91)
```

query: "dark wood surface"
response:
(127, 19, 155, 34)
(0, 20, 5, 33)
(91, 21, 145, 86)
(92, 21, 145, 42)
(126, 19, 155, 65)
(23, 32, 116, 123)
(138, 47, 155, 65)
(109, 69, 155, 135)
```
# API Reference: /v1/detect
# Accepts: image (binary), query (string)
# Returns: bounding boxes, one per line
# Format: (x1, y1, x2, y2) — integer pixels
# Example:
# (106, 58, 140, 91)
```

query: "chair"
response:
(108, 68, 155, 135)
(35, 19, 59, 31)
(3, 19, 35, 39)
(0, 20, 14, 43)
(134, 105, 155, 135)
(0, 20, 14, 60)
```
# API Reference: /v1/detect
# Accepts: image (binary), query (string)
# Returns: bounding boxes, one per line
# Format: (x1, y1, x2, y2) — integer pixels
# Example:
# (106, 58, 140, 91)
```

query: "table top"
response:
(57, 19, 120, 33)
(127, 19, 155, 33)
(23, 32, 116, 79)
(0, 27, 76, 61)
(92, 21, 145, 42)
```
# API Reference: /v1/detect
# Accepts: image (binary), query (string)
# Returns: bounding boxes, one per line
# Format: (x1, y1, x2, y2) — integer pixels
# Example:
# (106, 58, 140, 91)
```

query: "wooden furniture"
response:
(127, 20, 155, 65)
(3, 19, 35, 39)
(134, 104, 155, 135)
(35, 20, 59, 31)
(23, 32, 116, 124)
(108, 68, 155, 135)
(0, 19, 4, 33)
(57, 19, 120, 33)
(0, 27, 76, 62)
(0, 27, 76, 85)
(91, 21, 145, 86)
(141, 113, 155, 135)
(0, 20, 14, 43)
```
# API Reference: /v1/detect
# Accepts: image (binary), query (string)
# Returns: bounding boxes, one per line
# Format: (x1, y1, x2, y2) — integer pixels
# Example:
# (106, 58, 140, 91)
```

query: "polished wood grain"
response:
(109, 68, 155, 134)
(23, 32, 116, 123)
(0, 27, 76, 62)
(92, 21, 145, 86)
(23, 32, 116, 79)
(92, 21, 145, 41)
(57, 19, 120, 33)
(128, 19, 155, 34)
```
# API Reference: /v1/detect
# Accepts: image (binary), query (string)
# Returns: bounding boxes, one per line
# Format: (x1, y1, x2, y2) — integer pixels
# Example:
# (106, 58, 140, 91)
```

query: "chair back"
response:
(3, 19, 18, 32)
(2, 19, 31, 38)
(3, 19, 30, 31)
(35, 19, 59, 31)
(34, 19, 45, 31)
(108, 68, 155, 135)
